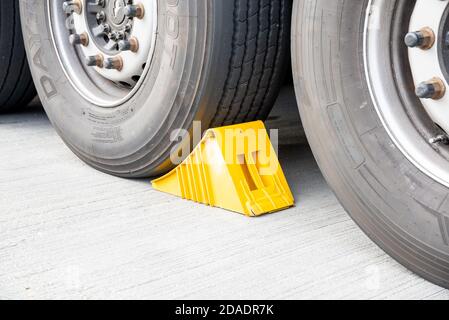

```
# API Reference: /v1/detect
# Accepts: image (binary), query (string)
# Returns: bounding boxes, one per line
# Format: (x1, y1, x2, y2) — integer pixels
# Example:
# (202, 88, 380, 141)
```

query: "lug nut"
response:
(124, 4, 145, 19)
(118, 37, 139, 52)
(416, 78, 446, 100)
(96, 11, 106, 21)
(117, 32, 125, 40)
(104, 56, 123, 71)
(405, 27, 435, 50)
(108, 32, 118, 41)
(109, 31, 125, 42)
(85, 54, 104, 68)
(69, 32, 89, 46)
(63, 0, 82, 14)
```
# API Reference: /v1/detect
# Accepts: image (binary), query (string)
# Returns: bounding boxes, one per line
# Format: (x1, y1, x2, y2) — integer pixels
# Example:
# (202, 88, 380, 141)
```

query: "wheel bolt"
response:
(69, 32, 89, 46)
(124, 4, 145, 19)
(117, 32, 125, 40)
(63, 0, 82, 14)
(109, 31, 125, 42)
(85, 54, 104, 68)
(96, 11, 106, 21)
(416, 78, 446, 100)
(405, 27, 435, 50)
(109, 32, 118, 41)
(104, 56, 123, 71)
(118, 37, 139, 52)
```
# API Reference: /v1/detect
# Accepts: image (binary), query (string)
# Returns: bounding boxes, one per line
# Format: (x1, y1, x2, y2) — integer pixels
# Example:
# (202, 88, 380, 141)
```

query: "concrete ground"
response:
(0, 87, 448, 300)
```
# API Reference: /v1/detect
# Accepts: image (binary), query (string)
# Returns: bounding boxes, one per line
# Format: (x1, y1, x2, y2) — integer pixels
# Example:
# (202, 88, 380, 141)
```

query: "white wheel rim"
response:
(48, 0, 158, 107)
(364, 0, 449, 188)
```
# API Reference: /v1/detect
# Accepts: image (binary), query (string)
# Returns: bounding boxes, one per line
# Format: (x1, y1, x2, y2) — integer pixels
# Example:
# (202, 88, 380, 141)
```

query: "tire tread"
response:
(210, 0, 290, 127)
(0, 0, 36, 113)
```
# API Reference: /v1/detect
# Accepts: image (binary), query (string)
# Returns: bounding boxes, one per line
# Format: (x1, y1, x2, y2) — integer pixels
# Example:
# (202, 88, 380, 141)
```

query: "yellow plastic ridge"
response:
(152, 121, 294, 217)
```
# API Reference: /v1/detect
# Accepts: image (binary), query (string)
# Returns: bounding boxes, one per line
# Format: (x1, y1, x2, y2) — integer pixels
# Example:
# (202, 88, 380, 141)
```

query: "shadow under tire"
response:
(292, 0, 449, 288)
(0, 0, 36, 113)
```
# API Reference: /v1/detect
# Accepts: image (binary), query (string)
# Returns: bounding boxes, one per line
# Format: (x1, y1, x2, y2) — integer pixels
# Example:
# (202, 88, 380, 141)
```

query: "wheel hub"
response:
(84, 0, 136, 55)
(60, 0, 157, 98)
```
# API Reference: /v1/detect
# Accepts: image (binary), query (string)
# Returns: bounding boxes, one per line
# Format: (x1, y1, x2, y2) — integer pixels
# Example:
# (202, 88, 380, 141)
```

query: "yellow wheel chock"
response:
(152, 121, 294, 217)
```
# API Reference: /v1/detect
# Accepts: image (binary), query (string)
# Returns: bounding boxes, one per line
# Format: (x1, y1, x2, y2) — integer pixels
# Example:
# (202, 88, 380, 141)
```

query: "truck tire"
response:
(20, 0, 290, 177)
(292, 0, 449, 288)
(0, 0, 35, 113)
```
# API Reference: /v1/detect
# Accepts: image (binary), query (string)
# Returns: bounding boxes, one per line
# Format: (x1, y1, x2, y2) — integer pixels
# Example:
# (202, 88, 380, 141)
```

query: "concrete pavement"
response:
(0, 87, 447, 299)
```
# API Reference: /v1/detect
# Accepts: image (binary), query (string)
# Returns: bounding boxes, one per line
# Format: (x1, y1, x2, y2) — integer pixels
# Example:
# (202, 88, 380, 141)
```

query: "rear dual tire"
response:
(0, 0, 35, 113)
(293, 0, 449, 288)
(20, 0, 290, 177)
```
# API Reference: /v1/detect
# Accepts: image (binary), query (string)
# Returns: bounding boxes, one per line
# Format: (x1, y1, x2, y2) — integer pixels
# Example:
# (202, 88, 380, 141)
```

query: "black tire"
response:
(0, 0, 35, 113)
(293, 0, 449, 288)
(20, 0, 290, 177)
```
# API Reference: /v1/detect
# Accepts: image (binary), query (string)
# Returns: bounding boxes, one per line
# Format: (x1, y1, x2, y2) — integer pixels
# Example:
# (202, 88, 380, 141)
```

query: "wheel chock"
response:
(151, 121, 294, 217)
